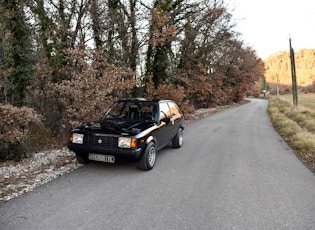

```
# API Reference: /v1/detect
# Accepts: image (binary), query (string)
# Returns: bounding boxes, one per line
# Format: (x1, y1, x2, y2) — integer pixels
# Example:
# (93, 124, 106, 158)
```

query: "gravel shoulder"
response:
(0, 149, 81, 202)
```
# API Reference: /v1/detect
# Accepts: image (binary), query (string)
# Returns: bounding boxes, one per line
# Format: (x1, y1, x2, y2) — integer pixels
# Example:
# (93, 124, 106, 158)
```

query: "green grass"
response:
(268, 93, 315, 172)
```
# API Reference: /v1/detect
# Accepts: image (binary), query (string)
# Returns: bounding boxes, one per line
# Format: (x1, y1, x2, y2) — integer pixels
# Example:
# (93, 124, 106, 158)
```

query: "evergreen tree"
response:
(1, 0, 34, 106)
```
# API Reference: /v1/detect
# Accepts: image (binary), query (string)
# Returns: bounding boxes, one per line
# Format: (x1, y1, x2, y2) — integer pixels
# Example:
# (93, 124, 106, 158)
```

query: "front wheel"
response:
(139, 142, 156, 171)
(172, 128, 183, 148)
(75, 152, 90, 164)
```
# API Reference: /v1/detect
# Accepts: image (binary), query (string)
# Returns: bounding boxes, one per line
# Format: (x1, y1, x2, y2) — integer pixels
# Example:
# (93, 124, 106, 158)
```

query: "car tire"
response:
(75, 153, 90, 164)
(139, 142, 156, 171)
(172, 128, 183, 148)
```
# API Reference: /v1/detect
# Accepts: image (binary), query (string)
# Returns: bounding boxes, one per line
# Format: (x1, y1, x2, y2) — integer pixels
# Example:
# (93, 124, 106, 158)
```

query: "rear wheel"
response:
(75, 153, 90, 164)
(139, 142, 156, 171)
(172, 128, 183, 148)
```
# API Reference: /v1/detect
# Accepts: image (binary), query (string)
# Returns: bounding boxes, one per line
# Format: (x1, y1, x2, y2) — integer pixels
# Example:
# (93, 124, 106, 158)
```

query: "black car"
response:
(68, 98, 184, 170)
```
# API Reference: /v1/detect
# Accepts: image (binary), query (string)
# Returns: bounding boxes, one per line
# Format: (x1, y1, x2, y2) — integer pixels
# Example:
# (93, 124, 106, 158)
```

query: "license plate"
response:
(89, 153, 115, 163)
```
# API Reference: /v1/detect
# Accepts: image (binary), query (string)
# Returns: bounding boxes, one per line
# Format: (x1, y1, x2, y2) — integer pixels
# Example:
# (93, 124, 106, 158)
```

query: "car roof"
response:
(116, 98, 173, 103)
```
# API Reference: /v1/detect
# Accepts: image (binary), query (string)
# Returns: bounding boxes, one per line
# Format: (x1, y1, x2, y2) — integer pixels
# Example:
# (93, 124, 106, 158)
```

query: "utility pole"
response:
(276, 74, 279, 97)
(289, 38, 298, 107)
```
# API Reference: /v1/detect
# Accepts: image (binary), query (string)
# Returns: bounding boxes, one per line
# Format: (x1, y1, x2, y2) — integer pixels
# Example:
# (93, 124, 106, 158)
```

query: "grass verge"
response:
(268, 94, 315, 172)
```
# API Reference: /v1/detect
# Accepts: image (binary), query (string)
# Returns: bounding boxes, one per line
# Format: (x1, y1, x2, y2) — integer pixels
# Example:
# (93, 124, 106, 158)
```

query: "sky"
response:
(228, 0, 315, 59)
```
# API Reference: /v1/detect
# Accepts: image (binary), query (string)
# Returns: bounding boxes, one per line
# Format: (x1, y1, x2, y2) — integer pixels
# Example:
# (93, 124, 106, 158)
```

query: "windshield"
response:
(104, 101, 158, 121)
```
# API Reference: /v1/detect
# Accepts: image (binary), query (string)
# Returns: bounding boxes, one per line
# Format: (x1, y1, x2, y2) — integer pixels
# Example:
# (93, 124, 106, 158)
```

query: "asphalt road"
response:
(1, 98, 314, 230)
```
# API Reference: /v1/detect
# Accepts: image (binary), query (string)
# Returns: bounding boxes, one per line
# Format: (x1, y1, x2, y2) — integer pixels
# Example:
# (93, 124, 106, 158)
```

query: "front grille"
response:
(84, 134, 118, 148)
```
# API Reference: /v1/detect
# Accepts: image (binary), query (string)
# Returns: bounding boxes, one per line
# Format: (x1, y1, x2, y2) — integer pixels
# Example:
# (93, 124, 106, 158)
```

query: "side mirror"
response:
(161, 117, 171, 123)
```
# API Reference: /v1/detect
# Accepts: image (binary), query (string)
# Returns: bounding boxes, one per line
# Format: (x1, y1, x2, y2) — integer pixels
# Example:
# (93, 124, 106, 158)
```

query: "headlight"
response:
(71, 133, 84, 144)
(118, 137, 137, 148)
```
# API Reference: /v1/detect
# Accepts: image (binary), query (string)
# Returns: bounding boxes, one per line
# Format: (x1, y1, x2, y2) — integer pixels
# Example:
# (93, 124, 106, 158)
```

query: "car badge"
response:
(98, 139, 102, 144)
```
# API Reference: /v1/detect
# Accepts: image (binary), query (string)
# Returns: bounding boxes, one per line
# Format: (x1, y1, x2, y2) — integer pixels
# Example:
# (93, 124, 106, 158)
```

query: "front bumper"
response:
(68, 143, 143, 160)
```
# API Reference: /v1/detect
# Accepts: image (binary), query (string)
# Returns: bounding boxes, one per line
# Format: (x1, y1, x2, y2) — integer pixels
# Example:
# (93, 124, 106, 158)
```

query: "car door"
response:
(167, 101, 182, 137)
(153, 102, 174, 149)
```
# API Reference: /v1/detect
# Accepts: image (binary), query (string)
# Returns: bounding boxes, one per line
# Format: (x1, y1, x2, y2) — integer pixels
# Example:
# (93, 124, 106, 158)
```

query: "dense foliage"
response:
(264, 49, 315, 94)
(0, 104, 43, 161)
(0, 0, 264, 160)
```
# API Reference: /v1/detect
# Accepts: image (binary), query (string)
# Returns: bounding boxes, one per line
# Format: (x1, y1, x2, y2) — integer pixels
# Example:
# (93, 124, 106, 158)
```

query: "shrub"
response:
(144, 77, 194, 114)
(24, 125, 58, 153)
(0, 103, 43, 161)
(0, 140, 27, 162)
(50, 48, 137, 131)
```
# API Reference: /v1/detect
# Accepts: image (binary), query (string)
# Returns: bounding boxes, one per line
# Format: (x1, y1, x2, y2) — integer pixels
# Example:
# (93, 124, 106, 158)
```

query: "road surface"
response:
(1, 98, 314, 229)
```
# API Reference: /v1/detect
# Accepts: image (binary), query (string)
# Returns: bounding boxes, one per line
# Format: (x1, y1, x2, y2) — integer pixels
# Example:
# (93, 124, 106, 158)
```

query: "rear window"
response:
(168, 102, 181, 117)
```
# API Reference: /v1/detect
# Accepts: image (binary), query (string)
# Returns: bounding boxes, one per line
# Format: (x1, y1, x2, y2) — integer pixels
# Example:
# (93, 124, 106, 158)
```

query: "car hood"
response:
(75, 119, 156, 136)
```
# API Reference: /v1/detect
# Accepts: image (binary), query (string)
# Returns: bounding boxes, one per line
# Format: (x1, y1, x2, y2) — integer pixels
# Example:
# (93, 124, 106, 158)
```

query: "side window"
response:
(159, 102, 171, 120)
(168, 102, 180, 117)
